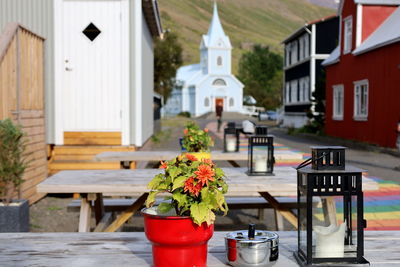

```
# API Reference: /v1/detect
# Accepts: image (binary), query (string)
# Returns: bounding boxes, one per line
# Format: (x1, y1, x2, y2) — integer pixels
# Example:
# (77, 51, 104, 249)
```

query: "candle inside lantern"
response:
(254, 154, 267, 172)
(226, 138, 236, 152)
(314, 221, 346, 258)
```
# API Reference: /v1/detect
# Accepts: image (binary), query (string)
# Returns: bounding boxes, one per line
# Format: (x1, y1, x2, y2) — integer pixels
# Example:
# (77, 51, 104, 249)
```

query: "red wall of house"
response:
(362, 6, 397, 41)
(325, 43, 400, 148)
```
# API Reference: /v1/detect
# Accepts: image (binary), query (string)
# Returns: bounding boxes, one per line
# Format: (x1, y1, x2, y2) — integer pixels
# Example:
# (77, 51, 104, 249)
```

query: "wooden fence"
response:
(0, 23, 47, 204)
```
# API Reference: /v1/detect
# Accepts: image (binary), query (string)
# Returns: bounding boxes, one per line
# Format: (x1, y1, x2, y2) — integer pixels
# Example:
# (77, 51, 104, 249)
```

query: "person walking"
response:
(216, 102, 223, 132)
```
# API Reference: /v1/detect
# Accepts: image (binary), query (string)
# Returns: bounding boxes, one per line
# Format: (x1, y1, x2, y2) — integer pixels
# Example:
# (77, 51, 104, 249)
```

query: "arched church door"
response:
(215, 98, 224, 111)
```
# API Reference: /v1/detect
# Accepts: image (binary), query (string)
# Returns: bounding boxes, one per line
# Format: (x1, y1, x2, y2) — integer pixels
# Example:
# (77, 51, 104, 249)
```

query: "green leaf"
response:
(172, 191, 187, 208)
(214, 167, 224, 178)
(168, 166, 181, 180)
(200, 187, 214, 207)
(147, 174, 164, 189)
(190, 202, 209, 225)
(157, 202, 174, 214)
(172, 175, 188, 191)
(157, 182, 168, 191)
(145, 191, 158, 208)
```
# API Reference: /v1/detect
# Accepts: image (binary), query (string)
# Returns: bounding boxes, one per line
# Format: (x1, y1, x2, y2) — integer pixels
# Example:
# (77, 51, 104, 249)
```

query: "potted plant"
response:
(181, 121, 214, 160)
(142, 154, 228, 267)
(0, 118, 29, 232)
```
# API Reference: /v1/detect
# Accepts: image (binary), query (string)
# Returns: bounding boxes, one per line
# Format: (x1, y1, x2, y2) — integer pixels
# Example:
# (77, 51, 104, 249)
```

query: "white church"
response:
(164, 3, 244, 117)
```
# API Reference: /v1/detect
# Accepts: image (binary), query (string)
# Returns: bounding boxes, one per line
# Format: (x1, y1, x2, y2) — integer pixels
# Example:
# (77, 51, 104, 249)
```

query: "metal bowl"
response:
(225, 230, 279, 267)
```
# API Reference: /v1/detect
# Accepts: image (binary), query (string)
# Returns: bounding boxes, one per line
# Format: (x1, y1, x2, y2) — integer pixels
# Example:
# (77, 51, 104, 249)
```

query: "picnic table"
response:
(36, 167, 378, 233)
(0, 231, 398, 266)
(94, 150, 304, 168)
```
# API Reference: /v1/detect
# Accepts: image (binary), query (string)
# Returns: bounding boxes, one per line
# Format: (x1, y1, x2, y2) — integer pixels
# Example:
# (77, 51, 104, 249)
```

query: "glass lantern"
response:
(224, 124, 239, 153)
(246, 135, 274, 175)
(295, 146, 369, 266)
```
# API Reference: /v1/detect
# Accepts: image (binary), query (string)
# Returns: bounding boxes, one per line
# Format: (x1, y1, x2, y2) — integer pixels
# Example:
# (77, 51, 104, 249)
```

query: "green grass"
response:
(158, 0, 334, 74)
(47, 206, 63, 211)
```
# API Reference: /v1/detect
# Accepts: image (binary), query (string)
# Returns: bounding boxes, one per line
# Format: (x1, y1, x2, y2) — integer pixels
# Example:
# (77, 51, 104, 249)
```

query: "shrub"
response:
(0, 119, 27, 205)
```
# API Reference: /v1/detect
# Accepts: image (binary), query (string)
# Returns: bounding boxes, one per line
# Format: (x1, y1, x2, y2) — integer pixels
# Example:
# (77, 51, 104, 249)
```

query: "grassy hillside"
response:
(158, 0, 335, 74)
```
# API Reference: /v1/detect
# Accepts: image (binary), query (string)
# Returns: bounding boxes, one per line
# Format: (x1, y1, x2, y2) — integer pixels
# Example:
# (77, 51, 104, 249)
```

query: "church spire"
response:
(207, 2, 226, 38)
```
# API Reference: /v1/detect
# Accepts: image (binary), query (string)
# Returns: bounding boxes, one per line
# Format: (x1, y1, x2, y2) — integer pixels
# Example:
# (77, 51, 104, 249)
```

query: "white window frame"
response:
(291, 80, 298, 103)
(229, 97, 234, 107)
(304, 76, 310, 102)
(285, 83, 290, 103)
(291, 41, 298, 64)
(353, 79, 368, 120)
(304, 34, 309, 58)
(343, 16, 353, 54)
(285, 46, 290, 66)
(204, 97, 210, 107)
(332, 85, 344, 120)
(217, 56, 222, 66)
(299, 78, 305, 102)
(299, 36, 304, 61)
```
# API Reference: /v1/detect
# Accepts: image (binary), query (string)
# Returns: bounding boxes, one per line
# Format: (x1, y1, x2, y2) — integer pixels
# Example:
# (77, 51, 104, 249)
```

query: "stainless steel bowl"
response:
(225, 229, 279, 267)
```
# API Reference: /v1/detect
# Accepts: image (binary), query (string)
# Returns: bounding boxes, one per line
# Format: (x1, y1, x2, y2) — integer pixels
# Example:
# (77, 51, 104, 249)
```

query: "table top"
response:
(95, 150, 304, 162)
(37, 167, 378, 197)
(0, 231, 398, 266)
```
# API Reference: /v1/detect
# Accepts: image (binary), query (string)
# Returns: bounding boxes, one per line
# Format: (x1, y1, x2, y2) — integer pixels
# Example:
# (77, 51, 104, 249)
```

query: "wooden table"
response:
(37, 167, 378, 233)
(0, 231, 398, 266)
(95, 150, 304, 168)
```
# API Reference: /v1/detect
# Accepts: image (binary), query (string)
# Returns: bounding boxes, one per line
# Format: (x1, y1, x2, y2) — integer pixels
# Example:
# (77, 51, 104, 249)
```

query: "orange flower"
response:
(159, 161, 168, 169)
(186, 154, 198, 162)
(184, 176, 202, 197)
(204, 128, 209, 133)
(194, 164, 215, 186)
(201, 158, 213, 165)
(183, 129, 188, 135)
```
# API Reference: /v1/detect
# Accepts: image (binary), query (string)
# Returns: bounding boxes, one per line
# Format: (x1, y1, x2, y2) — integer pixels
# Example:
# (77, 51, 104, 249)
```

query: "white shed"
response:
(0, 0, 162, 147)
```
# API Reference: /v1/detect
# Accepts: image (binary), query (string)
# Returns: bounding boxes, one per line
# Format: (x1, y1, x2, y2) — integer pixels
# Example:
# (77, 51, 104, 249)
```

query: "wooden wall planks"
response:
(0, 24, 46, 204)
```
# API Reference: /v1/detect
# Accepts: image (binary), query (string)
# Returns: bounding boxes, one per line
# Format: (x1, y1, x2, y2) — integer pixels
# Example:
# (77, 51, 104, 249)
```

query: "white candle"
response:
(254, 155, 267, 172)
(314, 222, 346, 258)
(226, 138, 236, 152)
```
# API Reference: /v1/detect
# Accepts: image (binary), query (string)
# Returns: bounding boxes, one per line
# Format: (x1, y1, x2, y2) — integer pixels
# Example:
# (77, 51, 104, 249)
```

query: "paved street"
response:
(196, 112, 400, 182)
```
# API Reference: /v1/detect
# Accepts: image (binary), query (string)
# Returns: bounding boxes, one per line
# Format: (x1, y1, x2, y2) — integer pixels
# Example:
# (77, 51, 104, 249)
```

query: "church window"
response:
(229, 98, 234, 107)
(217, 56, 222, 66)
(212, 79, 226, 86)
(204, 97, 210, 107)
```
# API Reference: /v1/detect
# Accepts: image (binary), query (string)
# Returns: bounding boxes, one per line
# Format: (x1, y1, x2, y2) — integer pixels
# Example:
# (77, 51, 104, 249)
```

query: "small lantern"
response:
(295, 146, 369, 266)
(224, 122, 239, 152)
(255, 125, 268, 136)
(247, 135, 274, 175)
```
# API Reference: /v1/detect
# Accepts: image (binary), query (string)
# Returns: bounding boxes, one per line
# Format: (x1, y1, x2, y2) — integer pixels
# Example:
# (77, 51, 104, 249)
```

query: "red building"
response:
(323, 0, 400, 148)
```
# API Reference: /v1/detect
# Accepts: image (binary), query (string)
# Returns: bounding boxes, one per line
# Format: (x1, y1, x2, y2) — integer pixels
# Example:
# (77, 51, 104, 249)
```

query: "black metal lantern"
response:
(295, 146, 369, 266)
(247, 135, 274, 175)
(224, 122, 240, 152)
(255, 125, 268, 136)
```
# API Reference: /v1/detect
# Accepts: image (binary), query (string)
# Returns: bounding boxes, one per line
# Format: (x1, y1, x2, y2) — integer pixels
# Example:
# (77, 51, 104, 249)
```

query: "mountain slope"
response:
(158, 0, 335, 74)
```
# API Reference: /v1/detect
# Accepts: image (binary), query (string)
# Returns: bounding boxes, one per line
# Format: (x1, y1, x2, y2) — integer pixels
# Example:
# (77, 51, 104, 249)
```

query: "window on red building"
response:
(333, 85, 344, 120)
(353, 80, 369, 120)
(343, 16, 353, 54)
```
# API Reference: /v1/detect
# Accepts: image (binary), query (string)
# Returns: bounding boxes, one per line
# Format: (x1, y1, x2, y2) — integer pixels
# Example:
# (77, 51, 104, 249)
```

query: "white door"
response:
(61, 0, 122, 132)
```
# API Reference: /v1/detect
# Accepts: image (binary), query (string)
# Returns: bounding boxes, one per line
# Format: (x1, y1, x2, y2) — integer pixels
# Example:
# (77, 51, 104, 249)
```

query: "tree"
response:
(238, 45, 283, 110)
(154, 31, 183, 103)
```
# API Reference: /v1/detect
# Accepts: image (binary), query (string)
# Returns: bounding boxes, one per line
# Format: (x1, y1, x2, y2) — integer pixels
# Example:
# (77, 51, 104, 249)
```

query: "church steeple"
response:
(203, 2, 232, 49)
(200, 2, 232, 75)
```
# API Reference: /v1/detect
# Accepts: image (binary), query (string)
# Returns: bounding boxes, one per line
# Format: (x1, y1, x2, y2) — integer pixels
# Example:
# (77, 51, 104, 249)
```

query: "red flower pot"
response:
(142, 209, 214, 267)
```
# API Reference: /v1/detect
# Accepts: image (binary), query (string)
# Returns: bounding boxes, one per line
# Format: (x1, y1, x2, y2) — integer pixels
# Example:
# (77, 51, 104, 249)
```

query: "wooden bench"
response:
(67, 196, 306, 230)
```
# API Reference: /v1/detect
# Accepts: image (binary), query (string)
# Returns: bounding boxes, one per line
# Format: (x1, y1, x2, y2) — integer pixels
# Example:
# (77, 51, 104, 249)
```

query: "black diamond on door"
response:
(82, 23, 101, 41)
